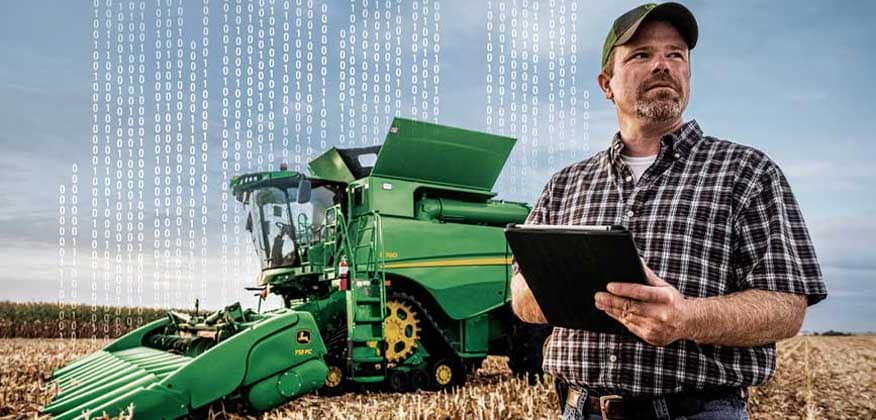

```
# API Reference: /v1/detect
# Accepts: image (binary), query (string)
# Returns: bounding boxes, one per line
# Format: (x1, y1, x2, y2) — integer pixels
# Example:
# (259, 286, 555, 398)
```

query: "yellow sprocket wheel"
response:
(324, 365, 343, 388)
(434, 363, 453, 386)
(384, 299, 421, 363)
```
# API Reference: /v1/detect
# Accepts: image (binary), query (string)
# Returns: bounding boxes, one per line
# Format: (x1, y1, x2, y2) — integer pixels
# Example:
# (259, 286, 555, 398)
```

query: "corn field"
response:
(1, 336, 873, 419)
(0, 302, 170, 340)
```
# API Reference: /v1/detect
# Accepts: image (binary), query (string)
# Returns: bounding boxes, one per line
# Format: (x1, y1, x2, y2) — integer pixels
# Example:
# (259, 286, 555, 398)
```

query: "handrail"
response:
(322, 205, 351, 272)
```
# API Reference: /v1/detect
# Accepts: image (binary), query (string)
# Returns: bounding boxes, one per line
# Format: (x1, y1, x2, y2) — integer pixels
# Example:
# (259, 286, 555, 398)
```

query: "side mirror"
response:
(297, 179, 312, 203)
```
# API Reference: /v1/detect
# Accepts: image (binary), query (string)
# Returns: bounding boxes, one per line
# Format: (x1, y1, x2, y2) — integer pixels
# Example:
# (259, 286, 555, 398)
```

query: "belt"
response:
(564, 385, 746, 419)
(566, 387, 632, 419)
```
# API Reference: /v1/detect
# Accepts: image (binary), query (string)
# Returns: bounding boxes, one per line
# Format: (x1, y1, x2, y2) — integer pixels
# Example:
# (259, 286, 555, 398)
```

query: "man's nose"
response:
(651, 54, 670, 74)
(651, 55, 671, 74)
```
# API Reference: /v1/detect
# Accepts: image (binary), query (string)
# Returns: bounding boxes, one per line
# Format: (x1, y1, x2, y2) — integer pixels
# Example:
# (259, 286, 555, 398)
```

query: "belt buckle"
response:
(565, 386, 587, 409)
(599, 395, 624, 419)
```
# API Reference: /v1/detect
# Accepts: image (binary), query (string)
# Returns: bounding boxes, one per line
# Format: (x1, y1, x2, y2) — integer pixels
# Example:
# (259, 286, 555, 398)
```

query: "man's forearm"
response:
(682, 289, 806, 347)
(510, 272, 548, 324)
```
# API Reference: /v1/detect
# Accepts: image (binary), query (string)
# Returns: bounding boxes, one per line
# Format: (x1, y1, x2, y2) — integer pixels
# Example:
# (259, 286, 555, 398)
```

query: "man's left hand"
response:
(594, 259, 690, 346)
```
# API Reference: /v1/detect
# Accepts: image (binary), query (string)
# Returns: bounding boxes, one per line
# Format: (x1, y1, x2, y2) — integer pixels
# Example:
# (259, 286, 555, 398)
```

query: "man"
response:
(510, 3, 827, 420)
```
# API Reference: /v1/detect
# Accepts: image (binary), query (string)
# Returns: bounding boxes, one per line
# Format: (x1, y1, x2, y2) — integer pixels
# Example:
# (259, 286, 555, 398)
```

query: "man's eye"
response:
(633, 52, 648, 59)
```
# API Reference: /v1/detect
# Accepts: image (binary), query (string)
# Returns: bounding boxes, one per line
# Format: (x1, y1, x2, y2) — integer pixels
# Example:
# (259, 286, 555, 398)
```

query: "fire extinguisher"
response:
(338, 255, 349, 291)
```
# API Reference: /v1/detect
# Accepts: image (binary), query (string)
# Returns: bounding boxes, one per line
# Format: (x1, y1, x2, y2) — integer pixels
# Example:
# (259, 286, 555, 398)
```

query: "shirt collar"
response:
(608, 119, 703, 165)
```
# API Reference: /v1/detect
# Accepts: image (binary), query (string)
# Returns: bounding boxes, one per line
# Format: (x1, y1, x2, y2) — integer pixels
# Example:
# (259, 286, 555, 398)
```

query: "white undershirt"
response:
(621, 153, 658, 184)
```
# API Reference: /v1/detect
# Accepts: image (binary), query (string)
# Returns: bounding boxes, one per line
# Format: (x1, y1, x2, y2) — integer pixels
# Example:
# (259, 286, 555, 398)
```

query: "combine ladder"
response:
(345, 211, 387, 383)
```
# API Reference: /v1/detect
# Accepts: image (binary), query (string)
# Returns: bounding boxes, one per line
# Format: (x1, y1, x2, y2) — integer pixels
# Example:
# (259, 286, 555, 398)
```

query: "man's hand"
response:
(594, 258, 689, 346)
(595, 258, 809, 347)
(511, 272, 548, 324)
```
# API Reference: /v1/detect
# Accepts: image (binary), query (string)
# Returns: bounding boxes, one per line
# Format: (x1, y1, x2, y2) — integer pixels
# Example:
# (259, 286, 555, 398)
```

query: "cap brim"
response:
(615, 2, 698, 49)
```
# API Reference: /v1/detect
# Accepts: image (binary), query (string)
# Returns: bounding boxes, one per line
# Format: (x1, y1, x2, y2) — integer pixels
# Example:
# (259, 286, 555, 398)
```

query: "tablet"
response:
(504, 223, 647, 335)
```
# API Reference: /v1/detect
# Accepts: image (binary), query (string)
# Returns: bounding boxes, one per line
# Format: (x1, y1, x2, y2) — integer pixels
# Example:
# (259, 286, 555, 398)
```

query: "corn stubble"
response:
(2, 336, 873, 419)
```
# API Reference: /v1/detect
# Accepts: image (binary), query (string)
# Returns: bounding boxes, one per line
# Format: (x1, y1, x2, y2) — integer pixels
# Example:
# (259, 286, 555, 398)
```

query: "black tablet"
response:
(504, 223, 647, 335)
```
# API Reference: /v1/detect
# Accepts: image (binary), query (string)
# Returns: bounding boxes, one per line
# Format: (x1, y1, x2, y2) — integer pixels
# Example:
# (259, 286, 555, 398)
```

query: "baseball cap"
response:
(601, 2, 699, 69)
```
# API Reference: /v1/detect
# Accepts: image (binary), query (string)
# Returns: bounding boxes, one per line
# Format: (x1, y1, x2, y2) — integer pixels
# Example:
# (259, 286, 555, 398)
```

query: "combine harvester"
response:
(42, 118, 551, 419)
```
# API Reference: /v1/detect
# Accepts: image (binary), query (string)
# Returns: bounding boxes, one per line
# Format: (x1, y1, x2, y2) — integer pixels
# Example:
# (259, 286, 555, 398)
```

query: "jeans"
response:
(560, 390, 750, 420)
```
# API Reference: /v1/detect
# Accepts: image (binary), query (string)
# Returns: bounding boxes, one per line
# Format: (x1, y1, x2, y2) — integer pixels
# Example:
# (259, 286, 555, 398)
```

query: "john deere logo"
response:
(296, 329, 312, 344)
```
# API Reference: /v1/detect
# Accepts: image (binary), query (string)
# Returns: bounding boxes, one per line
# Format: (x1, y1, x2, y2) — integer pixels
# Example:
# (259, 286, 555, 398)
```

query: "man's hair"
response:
(601, 48, 618, 79)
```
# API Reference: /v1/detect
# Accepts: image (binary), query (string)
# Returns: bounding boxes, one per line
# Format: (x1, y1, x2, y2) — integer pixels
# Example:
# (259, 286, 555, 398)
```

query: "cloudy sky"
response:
(1, 1, 874, 332)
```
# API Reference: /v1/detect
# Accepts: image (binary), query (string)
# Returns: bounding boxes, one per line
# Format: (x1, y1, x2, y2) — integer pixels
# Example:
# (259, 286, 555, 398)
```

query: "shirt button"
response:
(674, 152, 681, 158)
(609, 354, 618, 363)
(626, 210, 634, 218)
(625, 175, 632, 182)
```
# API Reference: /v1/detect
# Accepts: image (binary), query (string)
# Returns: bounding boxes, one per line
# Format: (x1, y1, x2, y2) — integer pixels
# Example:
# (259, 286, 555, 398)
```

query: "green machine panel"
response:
(372, 117, 516, 192)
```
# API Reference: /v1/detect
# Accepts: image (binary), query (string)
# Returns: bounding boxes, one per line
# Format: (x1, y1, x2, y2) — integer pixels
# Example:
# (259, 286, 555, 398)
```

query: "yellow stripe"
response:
(384, 256, 513, 269)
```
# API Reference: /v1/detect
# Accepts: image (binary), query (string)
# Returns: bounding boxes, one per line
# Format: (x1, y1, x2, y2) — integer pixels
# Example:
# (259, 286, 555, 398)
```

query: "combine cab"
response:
(42, 118, 550, 419)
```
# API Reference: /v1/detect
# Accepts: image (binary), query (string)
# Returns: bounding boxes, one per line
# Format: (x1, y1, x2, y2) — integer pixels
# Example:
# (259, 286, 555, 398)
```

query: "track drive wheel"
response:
(384, 299, 421, 363)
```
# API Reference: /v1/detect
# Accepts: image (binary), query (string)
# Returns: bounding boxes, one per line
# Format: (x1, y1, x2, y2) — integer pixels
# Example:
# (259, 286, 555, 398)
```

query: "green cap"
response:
(602, 2, 698, 69)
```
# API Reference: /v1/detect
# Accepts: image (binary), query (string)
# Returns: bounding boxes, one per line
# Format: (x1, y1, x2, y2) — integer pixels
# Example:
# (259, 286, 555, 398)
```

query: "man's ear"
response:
(597, 72, 614, 102)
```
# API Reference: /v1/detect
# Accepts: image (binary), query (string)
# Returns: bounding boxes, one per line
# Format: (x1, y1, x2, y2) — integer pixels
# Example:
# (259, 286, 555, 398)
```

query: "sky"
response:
(0, 1, 874, 332)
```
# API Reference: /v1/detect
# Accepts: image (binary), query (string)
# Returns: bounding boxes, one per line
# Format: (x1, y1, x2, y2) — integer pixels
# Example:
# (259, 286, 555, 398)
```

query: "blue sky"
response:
(0, 1, 874, 332)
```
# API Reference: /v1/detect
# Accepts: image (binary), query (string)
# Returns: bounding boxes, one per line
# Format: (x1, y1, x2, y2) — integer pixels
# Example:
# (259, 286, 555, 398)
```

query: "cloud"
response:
(2, 0, 876, 332)
(802, 215, 876, 280)
(782, 160, 876, 180)
(0, 243, 264, 310)
(803, 265, 876, 332)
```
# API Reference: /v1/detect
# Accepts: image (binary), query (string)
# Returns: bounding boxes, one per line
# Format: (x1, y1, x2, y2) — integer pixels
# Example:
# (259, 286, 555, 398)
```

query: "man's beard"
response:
(634, 76, 683, 122)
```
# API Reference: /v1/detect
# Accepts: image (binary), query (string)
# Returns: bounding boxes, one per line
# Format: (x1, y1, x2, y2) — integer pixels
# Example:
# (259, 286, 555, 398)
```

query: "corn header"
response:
(42, 118, 551, 419)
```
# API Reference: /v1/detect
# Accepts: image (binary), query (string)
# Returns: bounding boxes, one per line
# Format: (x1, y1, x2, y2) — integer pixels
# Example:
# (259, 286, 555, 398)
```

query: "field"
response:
(0, 301, 178, 339)
(1, 336, 873, 419)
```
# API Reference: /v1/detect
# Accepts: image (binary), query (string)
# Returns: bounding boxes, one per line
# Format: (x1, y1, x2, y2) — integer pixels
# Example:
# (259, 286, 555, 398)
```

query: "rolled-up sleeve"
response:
(732, 162, 827, 305)
(511, 175, 555, 277)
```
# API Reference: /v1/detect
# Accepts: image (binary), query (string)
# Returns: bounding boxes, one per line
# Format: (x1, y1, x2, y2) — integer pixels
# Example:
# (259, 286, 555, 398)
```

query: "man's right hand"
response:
(510, 272, 548, 324)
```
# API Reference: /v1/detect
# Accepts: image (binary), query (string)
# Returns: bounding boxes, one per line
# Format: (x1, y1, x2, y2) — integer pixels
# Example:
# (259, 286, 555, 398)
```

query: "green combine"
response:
(42, 118, 551, 419)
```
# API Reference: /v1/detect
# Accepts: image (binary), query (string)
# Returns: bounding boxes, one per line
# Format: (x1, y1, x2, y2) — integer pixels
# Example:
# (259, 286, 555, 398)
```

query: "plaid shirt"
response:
(511, 119, 827, 396)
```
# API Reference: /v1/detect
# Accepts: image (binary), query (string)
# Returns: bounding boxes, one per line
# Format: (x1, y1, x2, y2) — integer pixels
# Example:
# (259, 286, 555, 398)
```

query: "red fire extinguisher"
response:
(338, 256, 349, 291)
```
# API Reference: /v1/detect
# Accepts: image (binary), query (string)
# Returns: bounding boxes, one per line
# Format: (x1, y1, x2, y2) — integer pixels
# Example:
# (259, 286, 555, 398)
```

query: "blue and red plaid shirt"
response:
(512, 119, 827, 395)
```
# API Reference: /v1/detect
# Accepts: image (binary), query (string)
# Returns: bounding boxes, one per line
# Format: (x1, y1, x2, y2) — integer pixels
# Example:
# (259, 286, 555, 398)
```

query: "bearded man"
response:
(510, 3, 827, 419)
